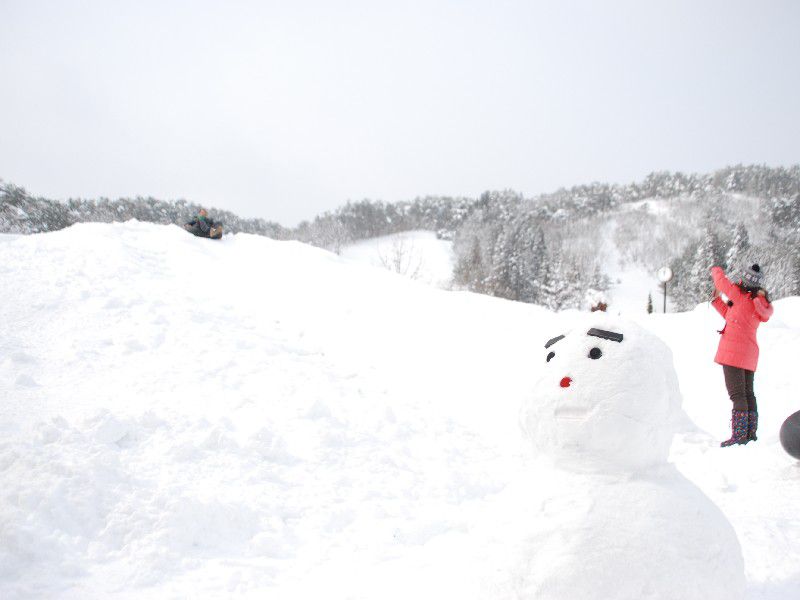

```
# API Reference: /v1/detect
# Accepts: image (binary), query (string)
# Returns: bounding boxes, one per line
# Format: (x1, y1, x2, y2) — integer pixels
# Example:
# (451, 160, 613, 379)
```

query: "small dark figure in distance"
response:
(184, 208, 223, 239)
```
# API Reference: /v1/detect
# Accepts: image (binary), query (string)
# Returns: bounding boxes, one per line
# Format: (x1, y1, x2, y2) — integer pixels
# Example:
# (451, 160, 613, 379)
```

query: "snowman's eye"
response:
(589, 347, 602, 360)
(546, 351, 555, 362)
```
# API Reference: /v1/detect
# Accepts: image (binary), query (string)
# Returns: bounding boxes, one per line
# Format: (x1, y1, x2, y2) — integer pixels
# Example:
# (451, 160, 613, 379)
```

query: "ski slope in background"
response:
(1, 222, 798, 599)
(339, 225, 672, 315)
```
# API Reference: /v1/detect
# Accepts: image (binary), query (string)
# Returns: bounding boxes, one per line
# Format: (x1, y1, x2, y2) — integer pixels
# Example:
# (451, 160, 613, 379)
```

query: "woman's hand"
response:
(757, 289, 766, 297)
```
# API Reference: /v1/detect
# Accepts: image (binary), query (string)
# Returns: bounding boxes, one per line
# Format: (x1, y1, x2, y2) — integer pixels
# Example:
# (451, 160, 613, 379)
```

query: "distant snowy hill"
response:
(5, 165, 799, 313)
(1, 222, 798, 599)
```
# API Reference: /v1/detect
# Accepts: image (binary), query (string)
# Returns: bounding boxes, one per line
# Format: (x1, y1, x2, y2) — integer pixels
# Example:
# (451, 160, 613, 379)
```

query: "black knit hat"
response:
(741, 264, 764, 288)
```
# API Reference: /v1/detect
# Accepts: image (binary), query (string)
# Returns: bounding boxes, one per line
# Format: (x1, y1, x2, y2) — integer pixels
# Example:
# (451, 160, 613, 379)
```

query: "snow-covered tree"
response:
(724, 223, 751, 272)
(683, 228, 724, 308)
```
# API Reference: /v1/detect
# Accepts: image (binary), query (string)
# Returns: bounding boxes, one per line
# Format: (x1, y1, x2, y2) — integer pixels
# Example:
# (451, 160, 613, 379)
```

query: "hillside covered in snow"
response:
(4, 165, 800, 314)
(1, 222, 799, 599)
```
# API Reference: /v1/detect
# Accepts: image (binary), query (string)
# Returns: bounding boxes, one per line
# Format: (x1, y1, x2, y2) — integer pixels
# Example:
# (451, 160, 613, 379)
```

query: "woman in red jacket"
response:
(710, 264, 773, 447)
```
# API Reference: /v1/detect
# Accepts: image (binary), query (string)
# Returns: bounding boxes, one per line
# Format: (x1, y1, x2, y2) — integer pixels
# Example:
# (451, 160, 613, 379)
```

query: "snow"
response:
(602, 217, 677, 315)
(621, 199, 672, 215)
(1, 221, 799, 599)
(340, 230, 454, 288)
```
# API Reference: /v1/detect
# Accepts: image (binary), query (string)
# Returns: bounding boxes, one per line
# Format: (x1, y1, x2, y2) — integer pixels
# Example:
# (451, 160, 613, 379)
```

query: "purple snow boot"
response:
(721, 410, 749, 447)
(747, 410, 758, 442)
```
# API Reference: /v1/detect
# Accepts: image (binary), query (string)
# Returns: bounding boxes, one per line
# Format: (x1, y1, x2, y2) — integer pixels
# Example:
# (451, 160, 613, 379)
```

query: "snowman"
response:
(511, 316, 746, 600)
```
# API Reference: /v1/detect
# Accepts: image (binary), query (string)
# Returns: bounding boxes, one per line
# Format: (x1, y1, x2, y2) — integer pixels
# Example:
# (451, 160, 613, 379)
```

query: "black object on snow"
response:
(545, 335, 565, 349)
(779, 410, 800, 460)
(587, 328, 623, 343)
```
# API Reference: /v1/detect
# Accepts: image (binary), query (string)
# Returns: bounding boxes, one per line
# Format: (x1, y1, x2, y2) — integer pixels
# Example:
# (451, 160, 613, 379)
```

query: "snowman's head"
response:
(521, 316, 682, 471)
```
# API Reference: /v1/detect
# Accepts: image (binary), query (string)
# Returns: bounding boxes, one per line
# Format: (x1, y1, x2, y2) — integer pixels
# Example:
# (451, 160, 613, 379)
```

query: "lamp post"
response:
(657, 267, 673, 313)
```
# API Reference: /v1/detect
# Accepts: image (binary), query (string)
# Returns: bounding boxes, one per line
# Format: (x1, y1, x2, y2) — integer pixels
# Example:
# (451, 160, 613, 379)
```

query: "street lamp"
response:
(657, 266, 673, 313)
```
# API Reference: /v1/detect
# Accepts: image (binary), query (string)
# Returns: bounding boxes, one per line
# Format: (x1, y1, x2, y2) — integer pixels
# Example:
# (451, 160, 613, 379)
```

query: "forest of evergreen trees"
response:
(2, 164, 799, 310)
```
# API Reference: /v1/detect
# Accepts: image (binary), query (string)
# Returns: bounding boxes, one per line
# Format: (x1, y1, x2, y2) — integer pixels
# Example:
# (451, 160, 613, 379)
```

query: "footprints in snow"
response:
(4, 351, 40, 389)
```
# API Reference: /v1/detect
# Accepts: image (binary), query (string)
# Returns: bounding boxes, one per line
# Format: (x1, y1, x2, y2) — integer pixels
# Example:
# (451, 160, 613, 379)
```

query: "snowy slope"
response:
(1, 222, 799, 599)
(340, 230, 454, 289)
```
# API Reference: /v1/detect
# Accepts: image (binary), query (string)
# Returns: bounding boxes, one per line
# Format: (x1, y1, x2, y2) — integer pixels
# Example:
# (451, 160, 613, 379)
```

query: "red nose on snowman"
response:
(560, 376, 572, 388)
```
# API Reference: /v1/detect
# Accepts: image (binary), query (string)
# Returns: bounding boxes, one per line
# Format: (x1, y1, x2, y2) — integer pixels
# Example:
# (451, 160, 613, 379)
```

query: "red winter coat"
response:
(710, 266, 773, 372)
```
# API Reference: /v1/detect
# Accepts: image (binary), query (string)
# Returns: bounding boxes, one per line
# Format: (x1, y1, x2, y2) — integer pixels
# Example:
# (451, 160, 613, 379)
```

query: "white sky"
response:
(1, 0, 799, 226)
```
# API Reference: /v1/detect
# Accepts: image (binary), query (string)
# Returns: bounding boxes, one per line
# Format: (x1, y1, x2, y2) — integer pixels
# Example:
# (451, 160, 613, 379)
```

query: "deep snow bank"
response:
(0, 222, 547, 598)
(1, 222, 798, 599)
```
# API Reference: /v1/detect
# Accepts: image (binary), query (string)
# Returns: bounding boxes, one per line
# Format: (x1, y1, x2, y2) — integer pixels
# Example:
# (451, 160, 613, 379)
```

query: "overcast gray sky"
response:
(1, 1, 798, 225)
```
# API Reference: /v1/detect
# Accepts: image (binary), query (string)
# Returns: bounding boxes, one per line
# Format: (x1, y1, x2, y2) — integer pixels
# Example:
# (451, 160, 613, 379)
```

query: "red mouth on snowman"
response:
(560, 376, 573, 388)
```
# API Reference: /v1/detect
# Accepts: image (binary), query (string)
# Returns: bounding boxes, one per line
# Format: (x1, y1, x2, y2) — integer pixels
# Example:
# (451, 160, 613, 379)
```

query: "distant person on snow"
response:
(184, 208, 223, 239)
(710, 263, 773, 447)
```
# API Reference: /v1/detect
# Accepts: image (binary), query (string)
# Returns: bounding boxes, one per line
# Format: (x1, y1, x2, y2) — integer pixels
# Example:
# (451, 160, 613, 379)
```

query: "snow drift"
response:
(1, 222, 799, 599)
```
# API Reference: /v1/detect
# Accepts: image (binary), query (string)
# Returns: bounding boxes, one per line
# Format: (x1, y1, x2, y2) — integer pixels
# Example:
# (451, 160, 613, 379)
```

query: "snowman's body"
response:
(515, 317, 745, 600)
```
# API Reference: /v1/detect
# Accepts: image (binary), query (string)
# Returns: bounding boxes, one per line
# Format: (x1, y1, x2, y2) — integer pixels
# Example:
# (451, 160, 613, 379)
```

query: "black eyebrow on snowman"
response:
(544, 334, 565, 349)
(587, 328, 623, 342)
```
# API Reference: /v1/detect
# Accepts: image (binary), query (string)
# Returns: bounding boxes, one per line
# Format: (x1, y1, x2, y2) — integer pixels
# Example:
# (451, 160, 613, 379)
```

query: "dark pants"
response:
(722, 365, 757, 412)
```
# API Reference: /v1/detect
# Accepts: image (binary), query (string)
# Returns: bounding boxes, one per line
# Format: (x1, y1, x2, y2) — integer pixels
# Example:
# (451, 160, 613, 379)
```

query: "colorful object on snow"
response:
(710, 266, 772, 372)
(747, 410, 759, 442)
(720, 409, 749, 447)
